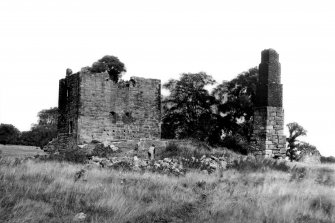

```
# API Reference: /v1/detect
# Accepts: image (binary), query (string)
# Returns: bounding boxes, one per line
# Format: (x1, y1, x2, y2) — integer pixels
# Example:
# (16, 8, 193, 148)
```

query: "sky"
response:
(0, 0, 334, 156)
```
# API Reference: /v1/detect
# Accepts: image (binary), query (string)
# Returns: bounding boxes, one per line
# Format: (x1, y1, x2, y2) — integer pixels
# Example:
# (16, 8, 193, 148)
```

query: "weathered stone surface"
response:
(73, 212, 86, 222)
(251, 49, 286, 158)
(86, 153, 228, 175)
(66, 68, 73, 76)
(256, 49, 283, 107)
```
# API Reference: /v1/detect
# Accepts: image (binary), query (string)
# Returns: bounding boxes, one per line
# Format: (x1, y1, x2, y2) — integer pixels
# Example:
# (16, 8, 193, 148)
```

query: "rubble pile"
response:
(85, 154, 228, 175)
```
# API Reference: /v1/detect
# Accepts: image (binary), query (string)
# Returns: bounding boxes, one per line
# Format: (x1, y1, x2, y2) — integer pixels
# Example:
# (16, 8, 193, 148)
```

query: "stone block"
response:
(276, 130, 284, 135)
(267, 144, 276, 150)
(266, 125, 273, 130)
(265, 140, 273, 145)
(279, 137, 286, 144)
(265, 150, 273, 155)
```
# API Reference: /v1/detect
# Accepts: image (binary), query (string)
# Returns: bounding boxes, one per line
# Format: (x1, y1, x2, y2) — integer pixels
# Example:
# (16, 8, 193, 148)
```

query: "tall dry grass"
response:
(0, 157, 334, 223)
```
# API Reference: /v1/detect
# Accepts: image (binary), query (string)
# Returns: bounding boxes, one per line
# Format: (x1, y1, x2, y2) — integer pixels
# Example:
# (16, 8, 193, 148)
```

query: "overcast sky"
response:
(0, 0, 334, 156)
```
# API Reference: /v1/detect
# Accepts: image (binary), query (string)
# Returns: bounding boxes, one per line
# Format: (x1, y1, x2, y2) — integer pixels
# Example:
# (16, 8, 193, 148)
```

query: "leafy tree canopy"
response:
(285, 122, 321, 161)
(162, 72, 219, 143)
(212, 67, 258, 141)
(161, 68, 259, 152)
(0, 123, 20, 145)
(90, 55, 126, 83)
(20, 107, 59, 148)
(36, 107, 58, 126)
(286, 122, 307, 150)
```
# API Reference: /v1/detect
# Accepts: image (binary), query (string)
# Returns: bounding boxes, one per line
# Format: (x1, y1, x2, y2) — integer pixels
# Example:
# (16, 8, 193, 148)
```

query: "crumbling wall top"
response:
(261, 49, 279, 63)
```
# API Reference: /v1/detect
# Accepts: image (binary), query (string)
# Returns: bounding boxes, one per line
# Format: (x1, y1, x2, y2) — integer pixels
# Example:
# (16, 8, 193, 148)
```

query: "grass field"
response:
(0, 145, 335, 222)
(0, 144, 46, 158)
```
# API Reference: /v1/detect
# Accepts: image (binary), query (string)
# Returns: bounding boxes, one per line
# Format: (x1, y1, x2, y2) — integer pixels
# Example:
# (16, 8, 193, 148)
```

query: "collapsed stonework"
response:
(251, 49, 286, 157)
(56, 67, 161, 153)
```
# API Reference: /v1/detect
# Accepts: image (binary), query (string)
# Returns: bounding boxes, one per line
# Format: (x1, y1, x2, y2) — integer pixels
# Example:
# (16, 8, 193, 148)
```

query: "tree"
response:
(90, 55, 126, 83)
(296, 142, 320, 156)
(286, 122, 307, 151)
(212, 67, 258, 146)
(20, 126, 57, 148)
(36, 107, 58, 126)
(285, 122, 320, 161)
(20, 107, 58, 148)
(321, 156, 335, 163)
(0, 123, 20, 145)
(162, 72, 219, 143)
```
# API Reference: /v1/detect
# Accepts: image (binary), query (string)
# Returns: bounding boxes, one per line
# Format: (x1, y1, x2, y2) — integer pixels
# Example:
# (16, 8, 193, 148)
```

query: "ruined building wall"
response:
(58, 79, 67, 133)
(58, 70, 161, 145)
(57, 73, 81, 151)
(251, 49, 286, 157)
(58, 73, 80, 136)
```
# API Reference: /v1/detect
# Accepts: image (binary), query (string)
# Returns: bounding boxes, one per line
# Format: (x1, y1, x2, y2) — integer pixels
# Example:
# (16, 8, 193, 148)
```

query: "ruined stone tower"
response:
(57, 68, 161, 150)
(251, 49, 286, 157)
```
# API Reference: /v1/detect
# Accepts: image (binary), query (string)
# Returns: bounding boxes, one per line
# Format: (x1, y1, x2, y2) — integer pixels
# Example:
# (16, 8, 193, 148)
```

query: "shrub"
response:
(221, 135, 249, 155)
(310, 196, 334, 217)
(321, 156, 335, 164)
(90, 55, 126, 83)
(228, 157, 291, 173)
(158, 140, 211, 160)
(58, 138, 88, 163)
(0, 123, 20, 145)
(159, 142, 180, 158)
(110, 160, 132, 171)
(63, 148, 88, 163)
(89, 142, 106, 157)
(290, 166, 307, 182)
(315, 167, 335, 187)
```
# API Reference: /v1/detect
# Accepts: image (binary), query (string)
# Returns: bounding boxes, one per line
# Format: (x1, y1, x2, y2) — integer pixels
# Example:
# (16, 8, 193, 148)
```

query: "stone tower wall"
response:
(251, 107, 286, 157)
(57, 70, 161, 145)
(58, 73, 80, 137)
(251, 49, 286, 157)
(77, 71, 161, 144)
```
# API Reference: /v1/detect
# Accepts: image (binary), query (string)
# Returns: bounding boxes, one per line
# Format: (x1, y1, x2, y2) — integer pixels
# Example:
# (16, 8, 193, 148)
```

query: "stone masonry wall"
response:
(57, 79, 67, 133)
(78, 71, 161, 143)
(251, 107, 286, 157)
(251, 49, 286, 157)
(58, 73, 80, 140)
(58, 69, 161, 145)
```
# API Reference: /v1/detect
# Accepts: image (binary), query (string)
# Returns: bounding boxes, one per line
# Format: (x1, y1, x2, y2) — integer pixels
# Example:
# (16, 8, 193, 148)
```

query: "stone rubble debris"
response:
(83, 154, 228, 176)
(73, 212, 86, 222)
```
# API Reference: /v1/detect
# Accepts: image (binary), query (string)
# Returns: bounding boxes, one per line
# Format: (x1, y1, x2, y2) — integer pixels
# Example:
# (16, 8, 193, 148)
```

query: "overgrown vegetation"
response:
(0, 107, 58, 148)
(0, 123, 20, 145)
(286, 122, 320, 161)
(161, 68, 259, 154)
(1, 156, 334, 223)
(162, 72, 218, 142)
(90, 55, 126, 83)
(321, 156, 335, 164)
(158, 141, 213, 160)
